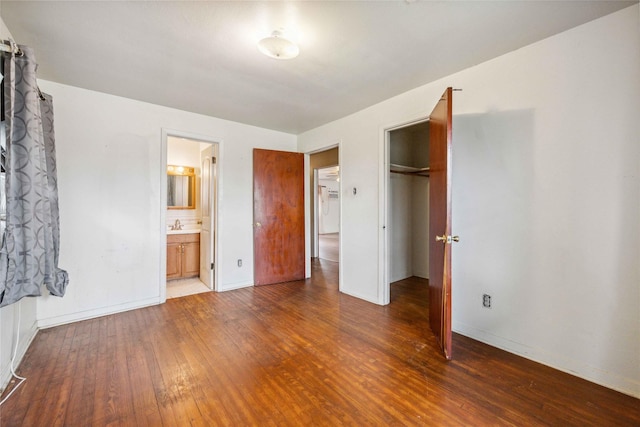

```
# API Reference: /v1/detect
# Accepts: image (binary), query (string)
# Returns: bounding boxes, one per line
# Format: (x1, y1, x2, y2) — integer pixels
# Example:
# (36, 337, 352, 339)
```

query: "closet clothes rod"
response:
(389, 163, 430, 177)
(390, 169, 430, 177)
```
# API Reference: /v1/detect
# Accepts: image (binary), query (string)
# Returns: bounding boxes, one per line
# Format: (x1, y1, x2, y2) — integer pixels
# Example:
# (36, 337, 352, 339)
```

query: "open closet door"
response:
(428, 87, 455, 360)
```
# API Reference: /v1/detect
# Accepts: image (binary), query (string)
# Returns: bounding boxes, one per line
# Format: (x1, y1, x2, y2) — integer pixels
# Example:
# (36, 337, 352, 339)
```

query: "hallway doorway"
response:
(316, 165, 340, 262)
(309, 147, 340, 269)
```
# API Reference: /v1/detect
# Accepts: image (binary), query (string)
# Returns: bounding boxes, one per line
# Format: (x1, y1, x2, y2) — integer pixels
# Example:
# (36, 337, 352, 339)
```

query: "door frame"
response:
(313, 168, 319, 258)
(379, 116, 430, 306)
(160, 128, 221, 302)
(303, 142, 342, 287)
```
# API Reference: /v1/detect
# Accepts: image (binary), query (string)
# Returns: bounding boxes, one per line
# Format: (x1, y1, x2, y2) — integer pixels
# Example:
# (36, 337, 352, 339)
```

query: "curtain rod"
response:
(0, 39, 45, 100)
(0, 39, 23, 56)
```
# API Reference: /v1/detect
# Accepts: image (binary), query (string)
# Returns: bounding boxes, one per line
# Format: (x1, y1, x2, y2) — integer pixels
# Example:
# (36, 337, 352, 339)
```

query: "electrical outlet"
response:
(482, 294, 492, 308)
(237, 259, 242, 267)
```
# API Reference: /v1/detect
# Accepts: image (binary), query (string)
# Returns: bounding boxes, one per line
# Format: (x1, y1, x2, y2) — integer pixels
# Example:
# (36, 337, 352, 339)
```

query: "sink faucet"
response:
(171, 219, 183, 230)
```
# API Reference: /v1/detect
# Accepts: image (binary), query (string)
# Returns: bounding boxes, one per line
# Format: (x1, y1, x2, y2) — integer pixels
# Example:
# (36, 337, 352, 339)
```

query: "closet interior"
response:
(389, 120, 430, 283)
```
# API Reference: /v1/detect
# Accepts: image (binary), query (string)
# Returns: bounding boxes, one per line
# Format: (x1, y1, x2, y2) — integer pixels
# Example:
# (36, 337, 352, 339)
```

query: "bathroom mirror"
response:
(167, 165, 196, 209)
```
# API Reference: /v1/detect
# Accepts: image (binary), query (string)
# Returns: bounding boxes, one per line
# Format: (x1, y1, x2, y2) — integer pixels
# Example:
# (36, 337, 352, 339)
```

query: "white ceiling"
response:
(1, 1, 635, 134)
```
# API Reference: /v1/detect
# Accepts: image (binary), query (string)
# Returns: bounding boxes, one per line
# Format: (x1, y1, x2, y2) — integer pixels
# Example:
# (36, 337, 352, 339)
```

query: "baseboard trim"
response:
(0, 318, 38, 393)
(339, 288, 380, 305)
(37, 297, 161, 329)
(453, 321, 640, 399)
(219, 281, 253, 292)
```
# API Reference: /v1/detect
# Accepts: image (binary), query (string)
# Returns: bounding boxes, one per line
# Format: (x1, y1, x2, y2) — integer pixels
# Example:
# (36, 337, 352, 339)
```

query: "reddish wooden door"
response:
(253, 149, 305, 286)
(428, 87, 454, 360)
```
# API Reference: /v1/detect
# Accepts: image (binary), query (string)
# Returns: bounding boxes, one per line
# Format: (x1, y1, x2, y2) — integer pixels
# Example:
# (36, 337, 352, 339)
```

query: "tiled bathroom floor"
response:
(167, 277, 212, 299)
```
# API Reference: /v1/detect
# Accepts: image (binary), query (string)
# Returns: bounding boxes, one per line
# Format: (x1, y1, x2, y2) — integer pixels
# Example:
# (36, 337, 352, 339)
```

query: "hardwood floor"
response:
(1, 260, 638, 426)
(318, 233, 339, 262)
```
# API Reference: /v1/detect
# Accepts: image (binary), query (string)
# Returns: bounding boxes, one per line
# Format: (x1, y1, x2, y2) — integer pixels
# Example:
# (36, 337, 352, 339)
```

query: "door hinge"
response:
(212, 157, 217, 164)
(435, 235, 460, 244)
(210, 262, 214, 270)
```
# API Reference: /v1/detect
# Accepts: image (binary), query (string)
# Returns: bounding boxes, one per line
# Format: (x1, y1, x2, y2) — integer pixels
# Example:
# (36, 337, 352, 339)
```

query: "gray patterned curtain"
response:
(0, 45, 68, 307)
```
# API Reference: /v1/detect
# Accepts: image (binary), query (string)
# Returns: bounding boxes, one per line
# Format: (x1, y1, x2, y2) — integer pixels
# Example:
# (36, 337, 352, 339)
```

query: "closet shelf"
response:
(390, 163, 430, 177)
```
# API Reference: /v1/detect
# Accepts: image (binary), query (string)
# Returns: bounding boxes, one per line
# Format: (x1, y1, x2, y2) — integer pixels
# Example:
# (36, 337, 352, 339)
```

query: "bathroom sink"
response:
(167, 228, 201, 235)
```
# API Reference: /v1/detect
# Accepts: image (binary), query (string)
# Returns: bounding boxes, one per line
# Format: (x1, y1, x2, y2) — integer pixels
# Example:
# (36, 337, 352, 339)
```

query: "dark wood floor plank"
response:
(124, 309, 163, 427)
(89, 316, 117, 426)
(64, 317, 99, 424)
(18, 322, 78, 426)
(1, 261, 638, 426)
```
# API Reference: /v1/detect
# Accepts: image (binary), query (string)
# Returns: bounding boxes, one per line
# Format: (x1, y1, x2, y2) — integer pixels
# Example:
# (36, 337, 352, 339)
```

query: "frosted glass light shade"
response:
(258, 30, 299, 60)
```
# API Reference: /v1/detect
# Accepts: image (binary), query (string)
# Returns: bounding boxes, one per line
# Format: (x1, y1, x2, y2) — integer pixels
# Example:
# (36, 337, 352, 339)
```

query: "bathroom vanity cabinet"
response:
(167, 233, 200, 280)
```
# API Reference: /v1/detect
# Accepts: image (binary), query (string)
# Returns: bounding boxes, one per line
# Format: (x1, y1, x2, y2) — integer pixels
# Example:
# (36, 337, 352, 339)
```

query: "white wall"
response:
(0, 16, 39, 392)
(298, 5, 640, 397)
(167, 136, 201, 168)
(35, 81, 296, 327)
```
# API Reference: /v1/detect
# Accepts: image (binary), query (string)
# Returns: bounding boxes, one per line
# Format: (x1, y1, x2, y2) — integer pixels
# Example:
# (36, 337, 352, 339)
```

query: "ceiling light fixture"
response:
(258, 30, 299, 60)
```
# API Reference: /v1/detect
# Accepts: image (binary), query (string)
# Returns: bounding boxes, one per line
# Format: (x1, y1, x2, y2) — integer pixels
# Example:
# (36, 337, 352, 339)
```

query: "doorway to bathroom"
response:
(164, 134, 219, 299)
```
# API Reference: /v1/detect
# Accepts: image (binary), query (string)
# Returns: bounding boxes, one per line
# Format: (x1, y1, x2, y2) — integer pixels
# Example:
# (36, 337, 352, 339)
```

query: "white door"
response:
(200, 145, 216, 289)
